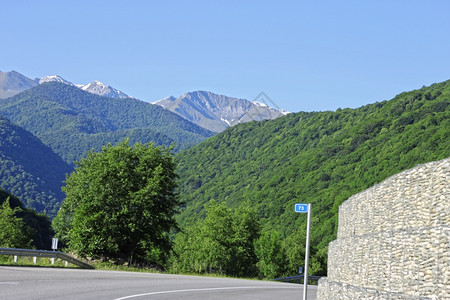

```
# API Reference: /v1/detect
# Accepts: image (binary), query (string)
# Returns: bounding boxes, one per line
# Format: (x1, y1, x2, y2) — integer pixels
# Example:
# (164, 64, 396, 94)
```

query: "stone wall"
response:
(317, 158, 449, 299)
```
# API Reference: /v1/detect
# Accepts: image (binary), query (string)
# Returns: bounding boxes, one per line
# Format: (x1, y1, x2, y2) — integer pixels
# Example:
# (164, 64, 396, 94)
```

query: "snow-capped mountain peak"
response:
(39, 75, 75, 86)
(252, 101, 269, 108)
(154, 90, 289, 132)
(38, 76, 130, 99)
(82, 80, 107, 90)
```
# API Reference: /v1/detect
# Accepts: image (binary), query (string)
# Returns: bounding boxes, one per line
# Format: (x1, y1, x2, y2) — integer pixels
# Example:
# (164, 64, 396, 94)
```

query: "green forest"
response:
(0, 82, 214, 165)
(0, 116, 72, 216)
(175, 80, 450, 276)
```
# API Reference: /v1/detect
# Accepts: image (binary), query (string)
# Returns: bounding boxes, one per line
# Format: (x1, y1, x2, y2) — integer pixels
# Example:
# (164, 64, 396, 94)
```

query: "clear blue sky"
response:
(1, 0, 449, 112)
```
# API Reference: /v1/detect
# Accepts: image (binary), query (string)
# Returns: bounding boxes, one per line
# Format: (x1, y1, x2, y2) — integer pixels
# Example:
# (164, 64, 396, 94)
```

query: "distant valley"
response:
(0, 80, 213, 216)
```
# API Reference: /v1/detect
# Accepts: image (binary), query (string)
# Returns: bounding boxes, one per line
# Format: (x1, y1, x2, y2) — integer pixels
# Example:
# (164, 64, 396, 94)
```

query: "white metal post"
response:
(303, 203, 312, 300)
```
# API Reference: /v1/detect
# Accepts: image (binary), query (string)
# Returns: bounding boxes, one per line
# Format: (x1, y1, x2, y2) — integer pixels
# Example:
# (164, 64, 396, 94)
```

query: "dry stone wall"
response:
(317, 158, 449, 299)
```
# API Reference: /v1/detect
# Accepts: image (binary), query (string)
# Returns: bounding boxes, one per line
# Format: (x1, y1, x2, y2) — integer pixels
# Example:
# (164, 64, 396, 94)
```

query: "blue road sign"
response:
(295, 203, 308, 213)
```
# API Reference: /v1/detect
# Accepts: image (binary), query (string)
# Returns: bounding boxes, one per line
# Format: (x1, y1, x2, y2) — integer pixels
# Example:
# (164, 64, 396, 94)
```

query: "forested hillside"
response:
(175, 80, 450, 274)
(0, 82, 214, 165)
(0, 116, 72, 216)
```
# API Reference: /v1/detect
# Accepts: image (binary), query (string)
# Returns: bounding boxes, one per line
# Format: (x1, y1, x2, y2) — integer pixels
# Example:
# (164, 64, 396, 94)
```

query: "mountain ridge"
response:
(0, 70, 38, 99)
(1, 70, 290, 132)
(0, 82, 214, 165)
(39, 75, 131, 99)
(154, 90, 289, 132)
(0, 70, 131, 99)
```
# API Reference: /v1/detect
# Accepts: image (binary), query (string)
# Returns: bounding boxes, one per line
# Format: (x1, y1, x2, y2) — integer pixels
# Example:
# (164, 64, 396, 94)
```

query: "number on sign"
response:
(295, 203, 308, 213)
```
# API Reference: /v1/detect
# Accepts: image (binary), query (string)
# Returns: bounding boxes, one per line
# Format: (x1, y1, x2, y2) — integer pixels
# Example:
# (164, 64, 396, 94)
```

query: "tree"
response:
(255, 230, 287, 279)
(0, 198, 34, 248)
(52, 140, 179, 266)
(171, 200, 260, 277)
(171, 201, 233, 274)
(0, 189, 52, 250)
(283, 227, 322, 276)
(229, 204, 260, 277)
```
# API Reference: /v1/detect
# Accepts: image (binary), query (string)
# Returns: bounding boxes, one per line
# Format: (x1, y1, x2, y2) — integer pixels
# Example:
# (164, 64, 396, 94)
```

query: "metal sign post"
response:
(51, 238, 58, 251)
(295, 203, 312, 300)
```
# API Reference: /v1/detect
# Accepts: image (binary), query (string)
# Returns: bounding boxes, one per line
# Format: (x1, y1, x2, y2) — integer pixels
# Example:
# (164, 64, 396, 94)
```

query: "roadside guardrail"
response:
(273, 274, 322, 284)
(0, 247, 94, 269)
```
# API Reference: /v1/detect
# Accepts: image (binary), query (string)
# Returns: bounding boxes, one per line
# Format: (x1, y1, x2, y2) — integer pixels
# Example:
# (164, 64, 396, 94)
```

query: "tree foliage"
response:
(171, 200, 260, 277)
(254, 230, 287, 279)
(0, 189, 53, 250)
(0, 197, 34, 248)
(53, 140, 180, 266)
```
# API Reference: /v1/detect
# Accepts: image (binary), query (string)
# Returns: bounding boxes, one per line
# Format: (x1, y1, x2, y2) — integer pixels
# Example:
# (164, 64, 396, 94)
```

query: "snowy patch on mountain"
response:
(39, 76, 131, 99)
(39, 75, 75, 86)
(154, 90, 289, 132)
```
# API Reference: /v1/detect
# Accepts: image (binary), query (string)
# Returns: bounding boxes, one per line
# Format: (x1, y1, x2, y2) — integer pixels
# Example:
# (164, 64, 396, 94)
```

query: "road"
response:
(0, 266, 317, 300)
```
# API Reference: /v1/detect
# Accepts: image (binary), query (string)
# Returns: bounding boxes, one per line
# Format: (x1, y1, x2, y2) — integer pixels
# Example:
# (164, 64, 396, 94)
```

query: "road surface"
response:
(0, 266, 317, 300)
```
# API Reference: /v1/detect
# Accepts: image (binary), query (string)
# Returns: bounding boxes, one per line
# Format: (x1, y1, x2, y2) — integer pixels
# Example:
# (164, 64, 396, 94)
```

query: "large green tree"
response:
(53, 140, 179, 266)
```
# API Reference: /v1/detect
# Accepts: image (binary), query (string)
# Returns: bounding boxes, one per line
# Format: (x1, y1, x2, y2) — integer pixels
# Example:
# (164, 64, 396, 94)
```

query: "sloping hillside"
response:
(175, 80, 449, 273)
(0, 116, 72, 216)
(0, 82, 214, 164)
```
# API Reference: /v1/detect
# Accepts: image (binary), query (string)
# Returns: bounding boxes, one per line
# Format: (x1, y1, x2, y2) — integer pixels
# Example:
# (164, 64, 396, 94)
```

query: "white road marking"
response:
(113, 285, 299, 300)
(0, 282, 19, 285)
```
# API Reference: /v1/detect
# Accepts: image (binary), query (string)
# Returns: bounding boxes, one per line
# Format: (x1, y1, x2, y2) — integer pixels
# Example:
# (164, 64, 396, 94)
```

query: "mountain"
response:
(79, 80, 130, 98)
(39, 75, 74, 86)
(174, 80, 450, 275)
(2, 71, 287, 132)
(153, 91, 289, 132)
(0, 70, 38, 99)
(0, 70, 132, 100)
(0, 82, 214, 165)
(40, 75, 131, 99)
(0, 116, 73, 217)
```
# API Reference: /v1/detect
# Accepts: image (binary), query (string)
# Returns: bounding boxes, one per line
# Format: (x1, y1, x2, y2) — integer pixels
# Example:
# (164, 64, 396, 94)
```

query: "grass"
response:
(0, 254, 79, 268)
(0, 254, 164, 273)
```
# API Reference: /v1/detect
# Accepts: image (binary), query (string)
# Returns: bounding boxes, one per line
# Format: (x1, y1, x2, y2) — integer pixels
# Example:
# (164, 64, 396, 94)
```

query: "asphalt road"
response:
(0, 266, 317, 300)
